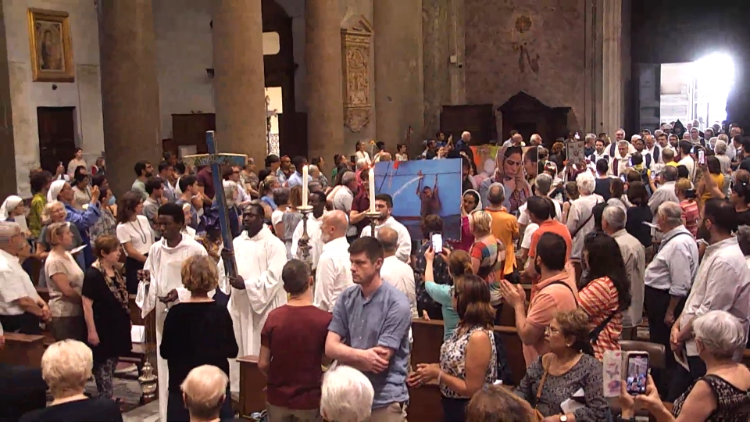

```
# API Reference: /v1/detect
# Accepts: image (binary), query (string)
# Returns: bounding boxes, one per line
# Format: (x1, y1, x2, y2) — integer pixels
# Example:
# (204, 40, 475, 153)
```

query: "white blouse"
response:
(117, 215, 155, 256)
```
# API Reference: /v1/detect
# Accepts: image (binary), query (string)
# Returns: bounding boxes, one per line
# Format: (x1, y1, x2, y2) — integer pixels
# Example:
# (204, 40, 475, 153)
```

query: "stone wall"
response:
(464, 0, 586, 135)
(3, 0, 104, 197)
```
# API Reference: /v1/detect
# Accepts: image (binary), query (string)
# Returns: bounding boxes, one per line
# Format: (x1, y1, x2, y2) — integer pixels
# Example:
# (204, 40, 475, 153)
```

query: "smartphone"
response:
(625, 352, 649, 395)
(431, 233, 443, 254)
(698, 150, 706, 165)
(628, 158, 633, 167)
(620, 174, 627, 183)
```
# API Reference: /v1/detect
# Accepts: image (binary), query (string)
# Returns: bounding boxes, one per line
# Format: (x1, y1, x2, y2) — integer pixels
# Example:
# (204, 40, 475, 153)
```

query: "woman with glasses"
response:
(578, 230, 632, 360)
(514, 309, 607, 421)
(408, 274, 497, 421)
(116, 191, 155, 294)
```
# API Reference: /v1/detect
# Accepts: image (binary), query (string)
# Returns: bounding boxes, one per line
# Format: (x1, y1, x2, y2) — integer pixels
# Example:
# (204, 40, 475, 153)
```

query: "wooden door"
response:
(37, 107, 76, 174)
(171, 114, 216, 157)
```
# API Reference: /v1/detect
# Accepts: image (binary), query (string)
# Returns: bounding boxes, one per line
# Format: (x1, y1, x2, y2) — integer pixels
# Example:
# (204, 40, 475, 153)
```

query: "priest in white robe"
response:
(135, 204, 207, 422)
(290, 191, 327, 270)
(227, 203, 287, 393)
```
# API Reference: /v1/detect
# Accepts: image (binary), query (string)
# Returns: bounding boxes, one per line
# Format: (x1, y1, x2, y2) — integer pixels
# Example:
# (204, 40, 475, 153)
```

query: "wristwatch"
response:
(559, 415, 568, 422)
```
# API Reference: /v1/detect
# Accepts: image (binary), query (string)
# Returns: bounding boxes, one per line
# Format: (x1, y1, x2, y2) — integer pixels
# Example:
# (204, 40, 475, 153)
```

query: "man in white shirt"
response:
(670, 199, 750, 400)
(502, 133, 526, 148)
(314, 211, 353, 311)
(377, 227, 417, 318)
(0, 222, 50, 334)
(360, 194, 412, 263)
(677, 140, 696, 183)
(518, 174, 562, 232)
(136, 204, 208, 422)
(227, 203, 287, 393)
(608, 128, 636, 157)
(332, 171, 358, 240)
(589, 138, 610, 166)
(291, 191, 327, 270)
(608, 140, 632, 177)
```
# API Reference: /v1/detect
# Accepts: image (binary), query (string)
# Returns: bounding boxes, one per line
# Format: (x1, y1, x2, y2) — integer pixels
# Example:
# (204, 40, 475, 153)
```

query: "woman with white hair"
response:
(180, 365, 233, 422)
(619, 311, 750, 421)
(565, 172, 603, 281)
(36, 201, 85, 272)
(321, 365, 375, 422)
(20, 339, 122, 421)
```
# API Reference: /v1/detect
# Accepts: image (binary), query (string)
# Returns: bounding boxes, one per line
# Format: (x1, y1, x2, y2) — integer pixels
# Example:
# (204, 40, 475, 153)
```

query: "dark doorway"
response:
(37, 107, 76, 174)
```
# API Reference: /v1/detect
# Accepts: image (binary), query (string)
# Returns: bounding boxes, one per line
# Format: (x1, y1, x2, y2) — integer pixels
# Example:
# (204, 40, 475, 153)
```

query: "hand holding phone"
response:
(698, 150, 706, 166)
(431, 233, 443, 254)
(625, 352, 649, 395)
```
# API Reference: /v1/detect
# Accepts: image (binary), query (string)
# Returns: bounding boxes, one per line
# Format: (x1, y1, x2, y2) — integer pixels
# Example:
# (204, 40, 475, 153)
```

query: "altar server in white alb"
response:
(226, 203, 287, 393)
(136, 203, 208, 422)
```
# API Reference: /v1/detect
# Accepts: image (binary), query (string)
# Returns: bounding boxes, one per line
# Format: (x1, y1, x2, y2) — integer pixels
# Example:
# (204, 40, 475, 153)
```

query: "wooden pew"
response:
(0, 332, 46, 368)
(237, 355, 266, 419)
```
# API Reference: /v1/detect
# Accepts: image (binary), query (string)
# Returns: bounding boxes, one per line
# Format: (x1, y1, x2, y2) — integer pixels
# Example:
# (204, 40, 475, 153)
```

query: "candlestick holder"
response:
(365, 211, 381, 236)
(297, 205, 314, 266)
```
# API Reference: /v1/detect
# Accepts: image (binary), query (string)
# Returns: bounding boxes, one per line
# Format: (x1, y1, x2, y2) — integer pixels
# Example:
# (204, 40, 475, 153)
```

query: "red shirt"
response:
(197, 167, 215, 199)
(351, 189, 370, 233)
(528, 219, 572, 260)
(261, 305, 332, 409)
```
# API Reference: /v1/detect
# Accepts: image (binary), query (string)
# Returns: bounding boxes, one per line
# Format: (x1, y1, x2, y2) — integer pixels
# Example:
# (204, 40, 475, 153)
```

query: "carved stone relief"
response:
(341, 16, 373, 133)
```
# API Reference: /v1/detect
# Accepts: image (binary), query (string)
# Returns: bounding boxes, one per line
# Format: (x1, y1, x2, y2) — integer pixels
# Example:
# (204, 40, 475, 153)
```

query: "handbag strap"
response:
(534, 363, 550, 409)
(570, 199, 601, 239)
(589, 311, 617, 344)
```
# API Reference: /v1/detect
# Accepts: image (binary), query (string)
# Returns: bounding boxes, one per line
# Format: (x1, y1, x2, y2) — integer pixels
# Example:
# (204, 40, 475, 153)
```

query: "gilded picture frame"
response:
(27, 8, 74, 82)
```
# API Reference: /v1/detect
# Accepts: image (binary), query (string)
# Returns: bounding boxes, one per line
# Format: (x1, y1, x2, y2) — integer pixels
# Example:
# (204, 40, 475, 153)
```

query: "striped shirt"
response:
(578, 276, 622, 361)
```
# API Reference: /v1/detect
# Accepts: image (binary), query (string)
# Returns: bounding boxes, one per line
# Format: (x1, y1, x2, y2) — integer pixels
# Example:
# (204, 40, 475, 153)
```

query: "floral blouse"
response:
(90, 206, 116, 244)
(440, 325, 497, 398)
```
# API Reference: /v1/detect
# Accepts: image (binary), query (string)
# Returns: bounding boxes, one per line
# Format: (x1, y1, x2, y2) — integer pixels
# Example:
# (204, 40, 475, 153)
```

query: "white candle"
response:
(368, 168, 376, 213)
(302, 165, 309, 207)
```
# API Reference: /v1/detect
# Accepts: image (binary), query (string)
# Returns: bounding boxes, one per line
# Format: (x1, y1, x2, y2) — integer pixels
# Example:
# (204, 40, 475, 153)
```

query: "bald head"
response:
(181, 365, 228, 421)
(376, 227, 399, 255)
(321, 210, 348, 243)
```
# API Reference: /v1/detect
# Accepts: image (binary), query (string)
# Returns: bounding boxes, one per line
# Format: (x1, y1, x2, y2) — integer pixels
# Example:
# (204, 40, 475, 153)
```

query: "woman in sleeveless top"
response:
(408, 274, 498, 422)
(620, 311, 750, 421)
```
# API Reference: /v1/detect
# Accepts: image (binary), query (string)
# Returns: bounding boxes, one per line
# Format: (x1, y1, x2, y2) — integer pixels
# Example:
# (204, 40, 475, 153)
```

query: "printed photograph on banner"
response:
(373, 159, 462, 241)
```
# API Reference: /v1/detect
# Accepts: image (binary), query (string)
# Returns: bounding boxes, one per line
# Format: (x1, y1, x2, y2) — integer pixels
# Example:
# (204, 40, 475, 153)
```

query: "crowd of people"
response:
(0, 123, 749, 422)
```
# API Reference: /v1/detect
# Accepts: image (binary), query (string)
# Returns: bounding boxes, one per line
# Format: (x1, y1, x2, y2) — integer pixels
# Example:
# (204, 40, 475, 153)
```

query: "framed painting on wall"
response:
(27, 8, 74, 82)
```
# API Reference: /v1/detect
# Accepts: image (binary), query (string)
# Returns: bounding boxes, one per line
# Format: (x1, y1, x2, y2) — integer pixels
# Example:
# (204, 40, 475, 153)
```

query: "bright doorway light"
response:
(694, 52, 735, 125)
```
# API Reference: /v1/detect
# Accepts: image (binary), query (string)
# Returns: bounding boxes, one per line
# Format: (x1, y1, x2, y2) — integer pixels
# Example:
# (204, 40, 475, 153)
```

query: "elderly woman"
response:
(48, 180, 101, 267)
(19, 340, 121, 422)
(37, 201, 85, 273)
(309, 163, 329, 191)
(116, 191, 155, 294)
(514, 309, 607, 421)
(180, 365, 234, 422)
(45, 222, 85, 341)
(321, 365, 375, 422)
(82, 235, 131, 400)
(409, 274, 497, 421)
(620, 311, 750, 421)
(467, 385, 535, 422)
(713, 139, 732, 178)
(566, 171, 604, 280)
(160, 255, 238, 421)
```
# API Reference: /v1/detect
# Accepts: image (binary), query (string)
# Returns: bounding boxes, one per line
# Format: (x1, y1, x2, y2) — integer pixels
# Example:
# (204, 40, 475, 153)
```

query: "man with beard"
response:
(590, 138, 610, 166)
(132, 160, 154, 200)
(291, 191, 327, 270)
(225, 203, 287, 393)
(669, 199, 750, 400)
(416, 171, 441, 217)
(136, 203, 208, 422)
(360, 194, 412, 263)
(314, 211, 353, 311)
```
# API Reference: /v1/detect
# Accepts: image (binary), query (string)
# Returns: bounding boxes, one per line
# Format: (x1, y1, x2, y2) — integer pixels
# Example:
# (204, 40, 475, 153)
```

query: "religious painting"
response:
(566, 140, 586, 167)
(373, 159, 462, 241)
(28, 8, 74, 82)
(470, 145, 538, 189)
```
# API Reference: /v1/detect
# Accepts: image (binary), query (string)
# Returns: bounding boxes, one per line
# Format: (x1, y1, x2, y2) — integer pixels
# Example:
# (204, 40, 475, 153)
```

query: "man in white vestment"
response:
(136, 203, 208, 422)
(314, 211, 352, 311)
(291, 191, 327, 270)
(227, 203, 287, 393)
(360, 194, 412, 263)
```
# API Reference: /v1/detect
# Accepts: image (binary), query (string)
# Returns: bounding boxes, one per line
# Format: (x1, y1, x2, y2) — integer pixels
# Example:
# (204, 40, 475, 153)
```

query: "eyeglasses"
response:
(545, 326, 561, 336)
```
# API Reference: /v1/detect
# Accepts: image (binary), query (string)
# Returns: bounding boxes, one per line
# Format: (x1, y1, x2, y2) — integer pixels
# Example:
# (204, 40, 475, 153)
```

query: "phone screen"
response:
(625, 353, 649, 395)
(431, 233, 443, 254)
(620, 174, 627, 183)
(698, 150, 706, 165)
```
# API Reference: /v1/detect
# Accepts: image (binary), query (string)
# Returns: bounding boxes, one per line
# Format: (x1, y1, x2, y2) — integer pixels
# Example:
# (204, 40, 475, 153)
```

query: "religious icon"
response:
(28, 9, 74, 82)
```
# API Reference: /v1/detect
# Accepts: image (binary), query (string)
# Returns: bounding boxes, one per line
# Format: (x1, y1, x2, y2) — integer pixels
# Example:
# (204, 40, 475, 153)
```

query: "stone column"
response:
(423, 0, 450, 139)
(212, 0, 267, 162)
(375, 0, 424, 153)
(98, 0, 161, 197)
(602, 0, 623, 134)
(305, 0, 344, 163)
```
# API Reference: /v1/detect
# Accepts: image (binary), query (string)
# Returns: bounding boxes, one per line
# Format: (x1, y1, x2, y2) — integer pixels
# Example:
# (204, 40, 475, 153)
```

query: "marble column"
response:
(423, 0, 450, 139)
(212, 0, 267, 162)
(602, 0, 623, 135)
(375, 0, 424, 153)
(305, 0, 344, 163)
(98, 0, 161, 197)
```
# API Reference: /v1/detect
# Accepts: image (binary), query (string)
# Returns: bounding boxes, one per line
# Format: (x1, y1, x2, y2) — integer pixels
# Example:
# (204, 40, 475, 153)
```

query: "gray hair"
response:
(585, 133, 597, 142)
(535, 173, 553, 196)
(657, 202, 684, 227)
(663, 165, 679, 182)
(0, 221, 22, 248)
(714, 139, 727, 155)
(308, 164, 320, 174)
(575, 171, 596, 195)
(355, 159, 368, 171)
(42, 340, 93, 398)
(376, 227, 399, 253)
(341, 171, 357, 187)
(618, 140, 631, 148)
(693, 310, 747, 359)
(181, 365, 229, 420)
(487, 183, 505, 206)
(603, 206, 627, 231)
(321, 365, 374, 422)
(272, 187, 290, 206)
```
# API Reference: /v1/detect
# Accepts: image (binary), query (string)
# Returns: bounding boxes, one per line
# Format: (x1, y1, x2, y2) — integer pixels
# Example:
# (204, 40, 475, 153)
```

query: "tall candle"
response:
(302, 165, 309, 207)
(368, 168, 376, 213)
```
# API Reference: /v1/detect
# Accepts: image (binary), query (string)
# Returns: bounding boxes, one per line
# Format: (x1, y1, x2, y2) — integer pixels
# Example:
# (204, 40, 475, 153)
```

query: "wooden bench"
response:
(0, 332, 46, 368)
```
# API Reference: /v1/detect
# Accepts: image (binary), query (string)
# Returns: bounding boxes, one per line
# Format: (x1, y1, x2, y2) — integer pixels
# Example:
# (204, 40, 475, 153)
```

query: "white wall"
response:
(3, 0, 104, 197)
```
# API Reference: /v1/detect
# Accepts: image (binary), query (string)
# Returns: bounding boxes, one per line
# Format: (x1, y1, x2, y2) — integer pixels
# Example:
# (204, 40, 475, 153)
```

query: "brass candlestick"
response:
(297, 205, 314, 266)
